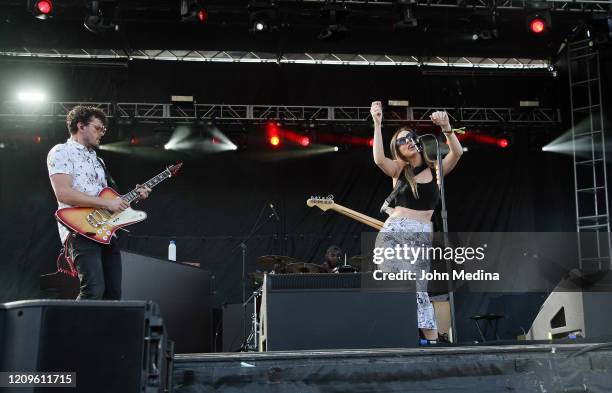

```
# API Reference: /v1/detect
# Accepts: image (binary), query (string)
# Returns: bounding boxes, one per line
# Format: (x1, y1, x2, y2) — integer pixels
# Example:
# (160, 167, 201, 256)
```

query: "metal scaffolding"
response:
(0, 101, 560, 126)
(296, 0, 611, 12)
(567, 28, 612, 270)
(0, 49, 553, 69)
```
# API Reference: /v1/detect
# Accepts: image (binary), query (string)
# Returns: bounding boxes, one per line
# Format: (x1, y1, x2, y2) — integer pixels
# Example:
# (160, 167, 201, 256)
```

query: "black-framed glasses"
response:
(87, 123, 107, 133)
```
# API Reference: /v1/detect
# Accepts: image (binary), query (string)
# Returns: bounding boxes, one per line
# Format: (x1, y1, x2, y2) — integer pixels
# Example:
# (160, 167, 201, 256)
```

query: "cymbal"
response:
(258, 255, 302, 270)
(285, 262, 327, 274)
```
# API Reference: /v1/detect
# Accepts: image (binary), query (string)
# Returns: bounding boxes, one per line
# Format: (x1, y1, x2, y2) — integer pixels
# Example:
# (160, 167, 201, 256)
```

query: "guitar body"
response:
(55, 187, 147, 244)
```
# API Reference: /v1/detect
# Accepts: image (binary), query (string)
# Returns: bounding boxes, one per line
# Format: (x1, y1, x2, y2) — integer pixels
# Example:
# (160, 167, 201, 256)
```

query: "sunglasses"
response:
(396, 136, 418, 147)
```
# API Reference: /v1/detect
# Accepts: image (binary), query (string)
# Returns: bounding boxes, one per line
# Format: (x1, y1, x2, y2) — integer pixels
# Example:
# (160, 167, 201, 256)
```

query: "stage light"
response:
(299, 136, 310, 147)
(31, 0, 53, 20)
(368, 138, 374, 147)
(254, 21, 266, 31)
(318, 3, 349, 40)
(181, 0, 207, 23)
(17, 91, 45, 102)
(84, 0, 118, 33)
(530, 18, 545, 33)
(248, 1, 278, 32)
(270, 135, 280, 147)
(35, 136, 42, 144)
(497, 138, 509, 148)
(393, 0, 418, 29)
(526, 10, 551, 35)
(333, 146, 339, 152)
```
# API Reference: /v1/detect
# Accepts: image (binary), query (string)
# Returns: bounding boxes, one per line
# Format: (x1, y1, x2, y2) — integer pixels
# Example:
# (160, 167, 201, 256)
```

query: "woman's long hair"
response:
(389, 127, 436, 199)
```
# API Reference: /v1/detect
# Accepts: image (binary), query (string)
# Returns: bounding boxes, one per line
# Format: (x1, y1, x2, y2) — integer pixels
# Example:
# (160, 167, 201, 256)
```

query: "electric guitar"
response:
(55, 163, 183, 244)
(306, 196, 384, 231)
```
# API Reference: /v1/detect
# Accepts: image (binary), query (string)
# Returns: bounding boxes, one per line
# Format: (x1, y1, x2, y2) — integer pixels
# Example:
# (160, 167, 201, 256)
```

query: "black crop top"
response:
(394, 166, 440, 211)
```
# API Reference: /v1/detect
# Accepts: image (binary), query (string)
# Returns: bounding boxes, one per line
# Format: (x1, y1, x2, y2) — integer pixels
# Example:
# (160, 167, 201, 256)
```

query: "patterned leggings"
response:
(375, 217, 437, 330)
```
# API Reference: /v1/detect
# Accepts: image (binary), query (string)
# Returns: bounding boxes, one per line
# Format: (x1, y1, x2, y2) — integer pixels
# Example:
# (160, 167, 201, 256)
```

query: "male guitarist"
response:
(47, 105, 151, 300)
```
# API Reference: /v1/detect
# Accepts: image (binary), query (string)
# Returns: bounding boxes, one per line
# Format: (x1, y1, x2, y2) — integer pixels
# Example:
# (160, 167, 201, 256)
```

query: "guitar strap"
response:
(95, 156, 119, 192)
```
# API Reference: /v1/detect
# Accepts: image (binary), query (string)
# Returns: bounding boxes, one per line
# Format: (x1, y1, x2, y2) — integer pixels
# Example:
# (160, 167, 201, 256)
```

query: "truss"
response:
(0, 49, 552, 69)
(0, 101, 560, 126)
(297, 0, 611, 12)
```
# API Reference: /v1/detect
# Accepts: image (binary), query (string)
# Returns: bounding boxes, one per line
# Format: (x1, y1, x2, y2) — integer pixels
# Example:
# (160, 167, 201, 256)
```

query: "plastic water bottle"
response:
(168, 240, 176, 262)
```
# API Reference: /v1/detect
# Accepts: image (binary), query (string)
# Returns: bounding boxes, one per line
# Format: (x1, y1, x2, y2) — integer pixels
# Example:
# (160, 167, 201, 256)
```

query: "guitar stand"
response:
(239, 287, 262, 352)
(237, 203, 276, 352)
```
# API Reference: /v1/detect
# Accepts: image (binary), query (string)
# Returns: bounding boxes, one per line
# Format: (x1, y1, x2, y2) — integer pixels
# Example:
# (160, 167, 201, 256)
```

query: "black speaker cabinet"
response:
(0, 300, 172, 393)
(259, 273, 419, 351)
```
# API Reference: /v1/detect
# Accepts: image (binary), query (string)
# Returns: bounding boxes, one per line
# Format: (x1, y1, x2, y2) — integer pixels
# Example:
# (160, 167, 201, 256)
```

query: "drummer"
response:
(320, 245, 343, 272)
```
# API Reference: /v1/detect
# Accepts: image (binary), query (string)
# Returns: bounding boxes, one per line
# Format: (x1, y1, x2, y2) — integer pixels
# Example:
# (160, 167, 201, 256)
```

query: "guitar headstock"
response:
(168, 162, 183, 177)
(306, 195, 335, 211)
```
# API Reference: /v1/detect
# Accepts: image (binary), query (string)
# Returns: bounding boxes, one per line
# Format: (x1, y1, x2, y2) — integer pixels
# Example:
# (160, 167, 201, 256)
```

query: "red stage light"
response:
(299, 136, 310, 147)
(497, 138, 509, 148)
(197, 9, 208, 23)
(36, 0, 52, 14)
(130, 137, 140, 145)
(270, 135, 280, 146)
(530, 18, 545, 34)
(368, 138, 374, 147)
(35, 136, 42, 143)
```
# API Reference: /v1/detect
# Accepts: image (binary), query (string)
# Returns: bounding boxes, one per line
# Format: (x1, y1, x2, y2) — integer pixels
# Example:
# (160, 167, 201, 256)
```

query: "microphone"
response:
(269, 203, 280, 222)
(406, 134, 423, 152)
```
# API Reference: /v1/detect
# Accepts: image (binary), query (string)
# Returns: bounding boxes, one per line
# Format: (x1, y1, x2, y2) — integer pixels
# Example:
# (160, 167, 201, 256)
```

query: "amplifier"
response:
(259, 273, 418, 351)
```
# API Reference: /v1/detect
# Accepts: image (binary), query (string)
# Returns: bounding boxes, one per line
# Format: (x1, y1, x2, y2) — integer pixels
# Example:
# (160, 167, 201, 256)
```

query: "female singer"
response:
(370, 101, 463, 341)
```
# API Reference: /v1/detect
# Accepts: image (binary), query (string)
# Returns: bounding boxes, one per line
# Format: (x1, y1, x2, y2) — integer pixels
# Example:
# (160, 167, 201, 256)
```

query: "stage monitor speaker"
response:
(527, 279, 612, 340)
(259, 273, 418, 351)
(0, 300, 172, 393)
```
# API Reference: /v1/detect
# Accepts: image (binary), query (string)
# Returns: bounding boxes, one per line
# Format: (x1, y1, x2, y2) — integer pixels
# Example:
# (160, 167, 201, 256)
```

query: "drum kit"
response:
(241, 254, 361, 351)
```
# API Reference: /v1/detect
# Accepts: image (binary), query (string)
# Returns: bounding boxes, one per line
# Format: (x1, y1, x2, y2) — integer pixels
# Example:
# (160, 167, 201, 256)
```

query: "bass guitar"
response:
(306, 195, 384, 231)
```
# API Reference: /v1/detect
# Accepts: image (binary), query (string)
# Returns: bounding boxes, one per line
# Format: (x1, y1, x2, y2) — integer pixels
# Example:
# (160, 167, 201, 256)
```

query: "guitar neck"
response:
(121, 168, 171, 203)
(328, 204, 384, 230)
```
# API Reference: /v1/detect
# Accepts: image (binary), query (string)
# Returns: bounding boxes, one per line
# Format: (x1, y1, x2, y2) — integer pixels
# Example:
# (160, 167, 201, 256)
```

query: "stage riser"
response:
(172, 345, 612, 393)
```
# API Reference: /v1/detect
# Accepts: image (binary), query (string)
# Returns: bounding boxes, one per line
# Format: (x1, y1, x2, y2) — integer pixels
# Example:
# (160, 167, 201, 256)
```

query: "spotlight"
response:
(248, 1, 278, 32)
(31, 0, 53, 19)
(84, 0, 118, 33)
(393, 0, 418, 29)
(333, 146, 340, 152)
(318, 3, 349, 40)
(299, 136, 310, 147)
(17, 91, 45, 102)
(527, 12, 551, 34)
(497, 138, 509, 148)
(181, 0, 208, 23)
(270, 135, 281, 147)
(368, 138, 374, 147)
(254, 21, 266, 31)
(530, 18, 545, 33)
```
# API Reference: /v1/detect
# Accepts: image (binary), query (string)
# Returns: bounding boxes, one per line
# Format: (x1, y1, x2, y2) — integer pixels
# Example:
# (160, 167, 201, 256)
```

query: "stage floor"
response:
(172, 342, 612, 393)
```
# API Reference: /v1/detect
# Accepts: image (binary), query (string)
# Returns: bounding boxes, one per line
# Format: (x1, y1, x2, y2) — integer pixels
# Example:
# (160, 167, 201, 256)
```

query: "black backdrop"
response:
(1, 55, 608, 343)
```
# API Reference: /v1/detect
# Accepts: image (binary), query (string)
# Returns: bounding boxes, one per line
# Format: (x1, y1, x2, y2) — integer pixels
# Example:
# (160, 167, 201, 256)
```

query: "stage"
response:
(173, 343, 612, 393)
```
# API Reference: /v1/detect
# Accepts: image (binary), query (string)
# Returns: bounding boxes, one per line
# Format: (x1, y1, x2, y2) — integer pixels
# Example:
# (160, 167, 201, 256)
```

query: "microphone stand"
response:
(236, 203, 277, 351)
(420, 133, 458, 343)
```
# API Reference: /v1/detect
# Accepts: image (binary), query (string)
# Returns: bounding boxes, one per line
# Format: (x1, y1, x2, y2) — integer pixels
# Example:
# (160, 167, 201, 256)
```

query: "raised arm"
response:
(430, 111, 463, 176)
(371, 101, 402, 178)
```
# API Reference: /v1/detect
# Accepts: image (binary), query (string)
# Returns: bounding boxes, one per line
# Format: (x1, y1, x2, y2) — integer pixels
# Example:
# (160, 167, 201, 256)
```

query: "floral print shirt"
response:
(47, 138, 107, 243)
